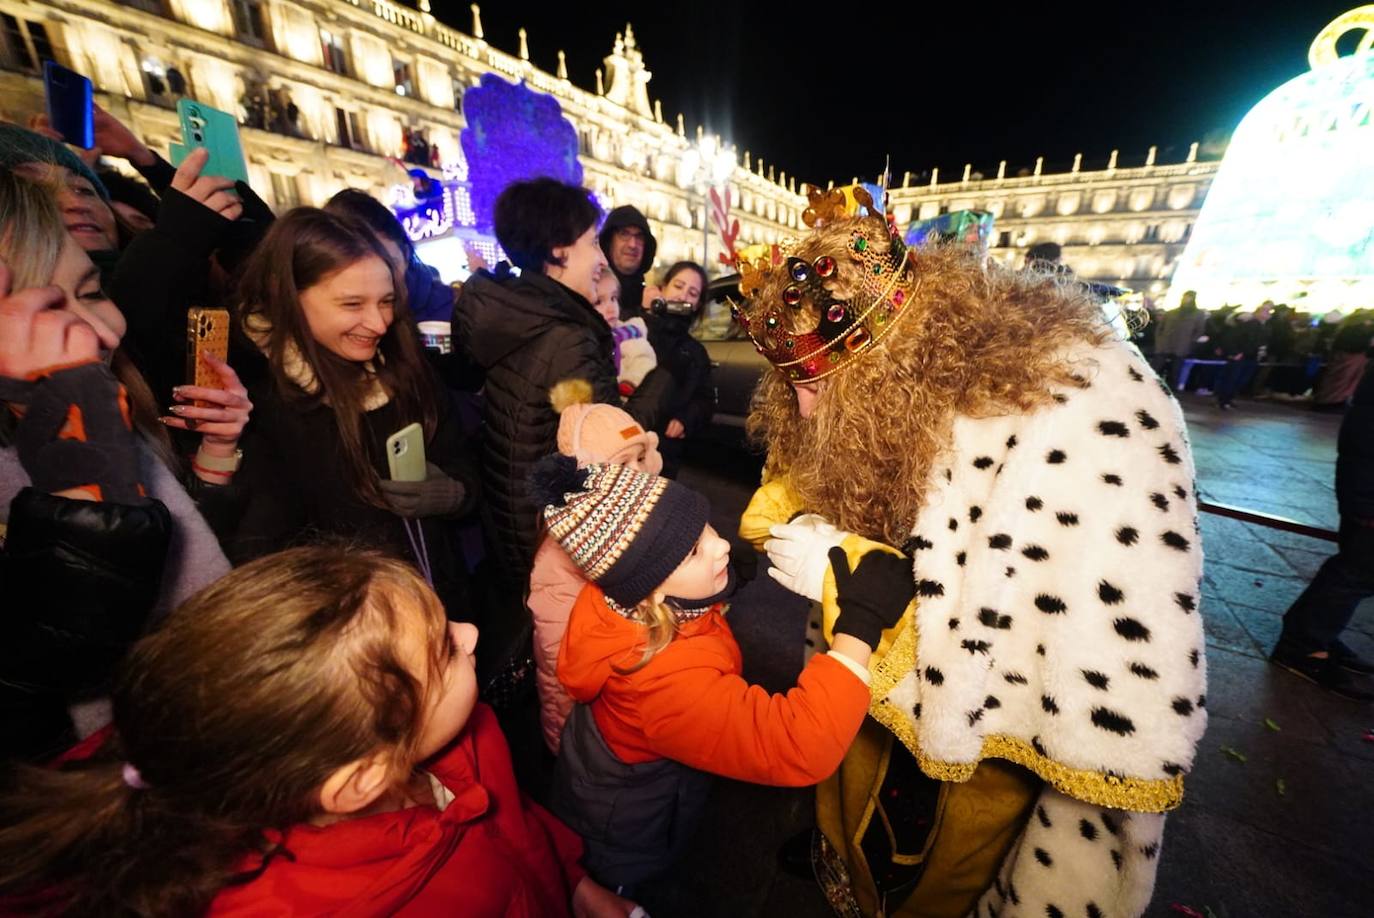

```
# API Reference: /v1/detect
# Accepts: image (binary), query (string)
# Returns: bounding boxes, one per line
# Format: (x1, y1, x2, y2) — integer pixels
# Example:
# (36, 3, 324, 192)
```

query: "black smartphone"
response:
(43, 61, 94, 149)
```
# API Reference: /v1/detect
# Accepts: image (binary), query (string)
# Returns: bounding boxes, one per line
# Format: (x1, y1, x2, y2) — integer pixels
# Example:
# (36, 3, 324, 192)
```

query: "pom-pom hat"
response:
(529, 454, 708, 608)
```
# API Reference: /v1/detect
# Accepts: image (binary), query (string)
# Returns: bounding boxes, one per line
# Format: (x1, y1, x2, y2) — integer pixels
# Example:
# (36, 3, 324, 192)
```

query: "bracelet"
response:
(191, 460, 234, 480)
(194, 446, 242, 473)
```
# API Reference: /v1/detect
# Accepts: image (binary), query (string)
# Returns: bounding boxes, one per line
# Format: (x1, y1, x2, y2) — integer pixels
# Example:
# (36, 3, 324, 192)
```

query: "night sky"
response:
(434, 1, 1360, 186)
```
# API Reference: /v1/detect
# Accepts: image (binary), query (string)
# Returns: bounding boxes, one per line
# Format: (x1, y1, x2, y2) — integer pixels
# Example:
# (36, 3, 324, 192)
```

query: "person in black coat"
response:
(1272, 361, 1374, 700)
(644, 261, 715, 478)
(225, 209, 479, 623)
(453, 180, 668, 592)
(1214, 307, 1270, 409)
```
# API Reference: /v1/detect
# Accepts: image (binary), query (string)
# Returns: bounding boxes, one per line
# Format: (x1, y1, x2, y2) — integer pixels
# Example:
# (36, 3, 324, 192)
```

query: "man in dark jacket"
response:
(599, 205, 659, 321)
(1272, 361, 1374, 701)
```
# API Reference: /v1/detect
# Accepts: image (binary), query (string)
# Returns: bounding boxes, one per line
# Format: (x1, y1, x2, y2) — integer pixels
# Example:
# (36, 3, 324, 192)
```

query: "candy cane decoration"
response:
(709, 186, 741, 267)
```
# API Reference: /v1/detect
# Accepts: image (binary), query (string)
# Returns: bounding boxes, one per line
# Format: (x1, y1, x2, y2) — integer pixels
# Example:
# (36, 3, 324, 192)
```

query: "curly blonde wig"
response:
(744, 216, 1114, 546)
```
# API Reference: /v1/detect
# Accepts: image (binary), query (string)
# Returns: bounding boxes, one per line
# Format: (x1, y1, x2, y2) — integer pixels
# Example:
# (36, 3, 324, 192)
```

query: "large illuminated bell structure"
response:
(1169, 7, 1374, 311)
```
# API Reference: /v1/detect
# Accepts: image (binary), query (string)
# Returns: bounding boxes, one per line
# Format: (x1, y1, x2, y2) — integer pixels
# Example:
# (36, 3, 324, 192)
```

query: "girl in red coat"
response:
(0, 547, 637, 917)
(529, 455, 914, 890)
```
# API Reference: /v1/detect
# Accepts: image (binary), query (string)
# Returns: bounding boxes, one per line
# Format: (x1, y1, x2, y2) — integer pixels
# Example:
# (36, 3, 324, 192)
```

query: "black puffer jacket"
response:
(1, 488, 171, 760)
(454, 267, 669, 582)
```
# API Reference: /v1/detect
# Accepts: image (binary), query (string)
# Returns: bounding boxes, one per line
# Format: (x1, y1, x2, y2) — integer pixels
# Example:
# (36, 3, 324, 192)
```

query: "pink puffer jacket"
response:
(528, 534, 588, 753)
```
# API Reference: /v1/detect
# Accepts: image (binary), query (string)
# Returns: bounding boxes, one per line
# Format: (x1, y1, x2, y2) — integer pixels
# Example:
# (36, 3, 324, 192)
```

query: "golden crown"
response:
(730, 186, 913, 383)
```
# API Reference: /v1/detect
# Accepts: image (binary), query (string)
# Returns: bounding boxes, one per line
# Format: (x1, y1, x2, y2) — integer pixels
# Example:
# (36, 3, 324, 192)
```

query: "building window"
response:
(140, 57, 176, 106)
(334, 107, 364, 151)
(230, 0, 268, 46)
(270, 172, 301, 209)
(392, 57, 413, 97)
(320, 28, 348, 75)
(452, 76, 464, 112)
(116, 0, 167, 14)
(1, 14, 55, 73)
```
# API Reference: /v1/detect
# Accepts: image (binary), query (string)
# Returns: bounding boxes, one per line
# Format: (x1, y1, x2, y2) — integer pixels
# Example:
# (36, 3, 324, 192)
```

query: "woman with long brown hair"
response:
(227, 207, 479, 618)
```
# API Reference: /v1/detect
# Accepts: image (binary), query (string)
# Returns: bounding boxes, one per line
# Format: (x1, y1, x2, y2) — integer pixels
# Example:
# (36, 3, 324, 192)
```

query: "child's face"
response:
(603, 432, 663, 476)
(593, 273, 621, 323)
(413, 615, 481, 761)
(658, 524, 731, 601)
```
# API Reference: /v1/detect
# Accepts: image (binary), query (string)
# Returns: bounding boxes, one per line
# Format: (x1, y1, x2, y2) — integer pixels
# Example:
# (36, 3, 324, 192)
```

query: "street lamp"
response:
(679, 134, 735, 269)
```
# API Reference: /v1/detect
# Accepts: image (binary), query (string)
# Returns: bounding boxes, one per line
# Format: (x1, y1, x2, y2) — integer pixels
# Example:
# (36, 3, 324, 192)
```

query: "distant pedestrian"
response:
(1271, 361, 1374, 701)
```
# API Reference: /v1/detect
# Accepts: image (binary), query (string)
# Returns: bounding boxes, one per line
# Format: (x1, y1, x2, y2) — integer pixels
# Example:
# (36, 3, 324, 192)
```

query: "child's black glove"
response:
(829, 546, 915, 651)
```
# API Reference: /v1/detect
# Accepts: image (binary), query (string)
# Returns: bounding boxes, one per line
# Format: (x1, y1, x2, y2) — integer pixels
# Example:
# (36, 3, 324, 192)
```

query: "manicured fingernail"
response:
(169, 405, 186, 414)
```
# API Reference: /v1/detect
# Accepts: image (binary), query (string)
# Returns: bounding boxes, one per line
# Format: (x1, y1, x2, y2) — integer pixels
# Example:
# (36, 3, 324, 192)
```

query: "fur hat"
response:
(529, 454, 707, 608)
(550, 378, 662, 475)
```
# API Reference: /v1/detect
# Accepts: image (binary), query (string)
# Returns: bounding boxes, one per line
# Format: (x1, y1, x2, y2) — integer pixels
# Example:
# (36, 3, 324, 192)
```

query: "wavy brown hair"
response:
(0, 546, 447, 916)
(238, 208, 438, 508)
(745, 217, 1112, 545)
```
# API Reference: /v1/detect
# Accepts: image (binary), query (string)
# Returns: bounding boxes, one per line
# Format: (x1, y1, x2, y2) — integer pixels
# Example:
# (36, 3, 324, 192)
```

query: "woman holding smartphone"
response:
(0, 170, 249, 761)
(226, 208, 479, 619)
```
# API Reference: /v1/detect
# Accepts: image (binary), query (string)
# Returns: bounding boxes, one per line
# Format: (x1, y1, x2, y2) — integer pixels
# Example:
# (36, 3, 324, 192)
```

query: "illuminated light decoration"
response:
(460, 73, 583, 231)
(401, 205, 452, 240)
(1170, 7, 1374, 312)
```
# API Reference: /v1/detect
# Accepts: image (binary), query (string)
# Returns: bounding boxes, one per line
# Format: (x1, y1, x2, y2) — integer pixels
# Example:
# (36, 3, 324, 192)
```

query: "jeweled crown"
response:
(731, 185, 914, 383)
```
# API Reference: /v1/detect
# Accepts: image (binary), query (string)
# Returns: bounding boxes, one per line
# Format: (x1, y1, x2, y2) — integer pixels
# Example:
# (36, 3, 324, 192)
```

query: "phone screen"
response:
(43, 62, 94, 149)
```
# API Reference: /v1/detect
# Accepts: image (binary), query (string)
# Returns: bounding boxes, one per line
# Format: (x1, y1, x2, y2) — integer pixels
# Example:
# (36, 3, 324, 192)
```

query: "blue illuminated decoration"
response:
(461, 73, 584, 231)
(1171, 10, 1374, 311)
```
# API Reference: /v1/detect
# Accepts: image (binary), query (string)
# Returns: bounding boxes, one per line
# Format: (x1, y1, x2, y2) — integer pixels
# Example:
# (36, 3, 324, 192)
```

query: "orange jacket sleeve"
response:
(631, 652, 869, 786)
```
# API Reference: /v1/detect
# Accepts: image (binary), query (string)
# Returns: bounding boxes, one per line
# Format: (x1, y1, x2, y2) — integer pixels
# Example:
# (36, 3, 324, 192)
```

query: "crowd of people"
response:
(0, 105, 1296, 917)
(1139, 291, 1374, 411)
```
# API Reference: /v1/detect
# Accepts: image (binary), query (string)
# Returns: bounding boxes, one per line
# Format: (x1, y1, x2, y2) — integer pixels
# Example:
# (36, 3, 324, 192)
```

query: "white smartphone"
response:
(385, 422, 426, 482)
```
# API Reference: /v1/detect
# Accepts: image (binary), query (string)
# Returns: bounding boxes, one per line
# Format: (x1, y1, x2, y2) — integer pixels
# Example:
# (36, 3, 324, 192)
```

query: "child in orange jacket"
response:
(0, 547, 636, 918)
(529, 454, 914, 889)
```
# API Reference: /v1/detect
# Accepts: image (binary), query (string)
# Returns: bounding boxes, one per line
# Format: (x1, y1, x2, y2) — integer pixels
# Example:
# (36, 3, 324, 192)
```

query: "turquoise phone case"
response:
(175, 99, 249, 184)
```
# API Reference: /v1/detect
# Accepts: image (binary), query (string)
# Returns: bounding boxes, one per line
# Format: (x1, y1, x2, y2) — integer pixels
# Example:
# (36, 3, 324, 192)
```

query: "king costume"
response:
(735, 187, 1207, 917)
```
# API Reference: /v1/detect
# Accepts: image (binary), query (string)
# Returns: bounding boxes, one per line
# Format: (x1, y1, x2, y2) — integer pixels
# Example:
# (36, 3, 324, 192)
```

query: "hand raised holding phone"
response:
(171, 147, 243, 222)
(162, 351, 252, 449)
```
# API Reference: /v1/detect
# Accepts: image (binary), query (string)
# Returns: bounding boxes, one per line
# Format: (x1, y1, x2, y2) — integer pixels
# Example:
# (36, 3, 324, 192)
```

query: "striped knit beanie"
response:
(529, 453, 709, 608)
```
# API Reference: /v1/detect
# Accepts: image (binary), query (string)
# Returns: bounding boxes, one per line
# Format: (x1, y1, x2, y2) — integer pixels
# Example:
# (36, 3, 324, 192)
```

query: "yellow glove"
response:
(739, 477, 805, 551)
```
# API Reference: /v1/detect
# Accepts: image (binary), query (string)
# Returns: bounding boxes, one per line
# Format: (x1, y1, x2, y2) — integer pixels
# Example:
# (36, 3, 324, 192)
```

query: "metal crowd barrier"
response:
(1199, 501, 1339, 543)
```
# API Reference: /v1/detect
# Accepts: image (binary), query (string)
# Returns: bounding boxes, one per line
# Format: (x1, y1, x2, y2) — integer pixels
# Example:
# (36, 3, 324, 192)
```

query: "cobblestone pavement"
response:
(631, 393, 1373, 918)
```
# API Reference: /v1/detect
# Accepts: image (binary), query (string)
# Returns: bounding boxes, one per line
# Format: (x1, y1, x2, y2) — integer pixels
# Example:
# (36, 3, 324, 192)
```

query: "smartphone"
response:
(386, 423, 427, 482)
(174, 99, 249, 184)
(43, 61, 94, 149)
(186, 307, 230, 408)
